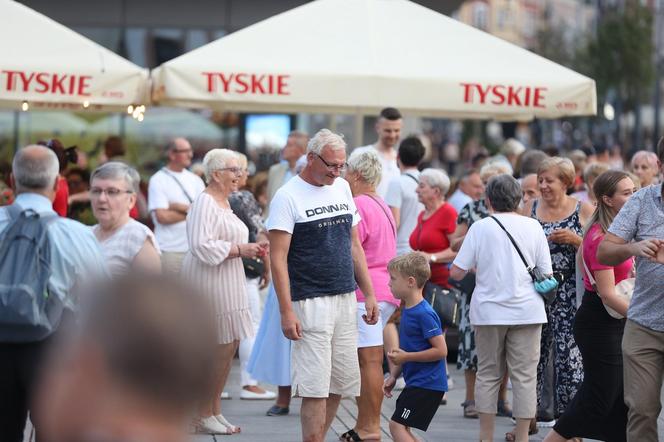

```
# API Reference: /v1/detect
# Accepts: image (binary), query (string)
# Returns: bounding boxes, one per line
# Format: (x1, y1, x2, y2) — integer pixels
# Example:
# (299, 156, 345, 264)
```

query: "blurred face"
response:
(90, 177, 135, 228)
(375, 118, 402, 149)
(237, 163, 249, 188)
(603, 177, 637, 215)
(308, 146, 347, 186)
(521, 174, 539, 205)
(282, 136, 305, 163)
(416, 178, 441, 207)
(538, 168, 567, 201)
(388, 270, 413, 300)
(344, 169, 360, 196)
(168, 139, 193, 169)
(212, 158, 242, 192)
(632, 157, 658, 187)
(460, 173, 484, 200)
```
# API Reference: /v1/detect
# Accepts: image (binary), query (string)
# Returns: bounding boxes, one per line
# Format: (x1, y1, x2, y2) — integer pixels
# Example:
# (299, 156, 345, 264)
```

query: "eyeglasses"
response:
(90, 187, 134, 198)
(315, 153, 347, 172)
(172, 148, 192, 154)
(218, 167, 243, 175)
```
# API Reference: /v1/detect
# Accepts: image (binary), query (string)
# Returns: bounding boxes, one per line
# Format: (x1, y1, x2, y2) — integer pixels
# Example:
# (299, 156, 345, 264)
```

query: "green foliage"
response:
(581, 3, 654, 110)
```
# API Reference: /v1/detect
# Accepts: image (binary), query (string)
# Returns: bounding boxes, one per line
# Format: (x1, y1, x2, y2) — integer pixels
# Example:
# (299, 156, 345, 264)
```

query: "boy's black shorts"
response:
(390, 386, 445, 431)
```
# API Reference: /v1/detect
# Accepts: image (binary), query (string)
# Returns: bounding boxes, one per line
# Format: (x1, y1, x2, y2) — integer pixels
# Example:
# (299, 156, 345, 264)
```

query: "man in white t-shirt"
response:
(384, 136, 426, 256)
(353, 107, 402, 198)
(268, 129, 378, 442)
(147, 137, 205, 274)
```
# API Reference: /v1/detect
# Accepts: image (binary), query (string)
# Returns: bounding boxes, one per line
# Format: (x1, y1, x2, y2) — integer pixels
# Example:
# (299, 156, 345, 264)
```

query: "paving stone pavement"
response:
(25, 358, 664, 441)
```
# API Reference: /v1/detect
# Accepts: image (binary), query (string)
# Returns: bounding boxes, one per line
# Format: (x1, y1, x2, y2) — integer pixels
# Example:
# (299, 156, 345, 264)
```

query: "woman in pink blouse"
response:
(182, 149, 268, 435)
(341, 149, 398, 442)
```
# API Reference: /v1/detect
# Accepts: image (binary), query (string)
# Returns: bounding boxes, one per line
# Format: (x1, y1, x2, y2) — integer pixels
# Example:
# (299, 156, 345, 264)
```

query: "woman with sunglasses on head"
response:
(90, 162, 161, 275)
(181, 149, 268, 436)
(543, 171, 638, 442)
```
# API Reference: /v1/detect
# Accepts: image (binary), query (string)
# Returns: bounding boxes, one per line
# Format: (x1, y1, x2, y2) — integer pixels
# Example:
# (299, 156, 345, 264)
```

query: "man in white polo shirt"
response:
(147, 137, 205, 274)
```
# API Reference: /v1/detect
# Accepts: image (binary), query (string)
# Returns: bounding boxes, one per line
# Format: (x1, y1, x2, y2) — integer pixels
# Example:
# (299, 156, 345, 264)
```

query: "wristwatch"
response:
(430, 254, 437, 263)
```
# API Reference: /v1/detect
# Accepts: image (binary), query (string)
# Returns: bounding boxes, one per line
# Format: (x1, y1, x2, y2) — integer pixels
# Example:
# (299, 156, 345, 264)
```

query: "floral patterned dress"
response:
(456, 199, 489, 371)
(532, 199, 584, 417)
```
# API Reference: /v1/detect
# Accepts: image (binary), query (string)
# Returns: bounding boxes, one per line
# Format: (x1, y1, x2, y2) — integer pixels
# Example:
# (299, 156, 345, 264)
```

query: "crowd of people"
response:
(1, 105, 664, 442)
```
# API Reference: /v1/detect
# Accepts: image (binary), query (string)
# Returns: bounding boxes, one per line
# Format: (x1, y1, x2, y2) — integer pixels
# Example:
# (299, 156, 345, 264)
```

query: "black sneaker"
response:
(266, 405, 289, 416)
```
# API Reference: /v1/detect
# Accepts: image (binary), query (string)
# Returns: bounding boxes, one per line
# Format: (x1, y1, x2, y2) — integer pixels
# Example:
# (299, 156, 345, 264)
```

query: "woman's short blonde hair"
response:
(479, 162, 512, 183)
(420, 168, 451, 196)
(347, 149, 382, 187)
(537, 157, 576, 189)
(203, 148, 238, 182)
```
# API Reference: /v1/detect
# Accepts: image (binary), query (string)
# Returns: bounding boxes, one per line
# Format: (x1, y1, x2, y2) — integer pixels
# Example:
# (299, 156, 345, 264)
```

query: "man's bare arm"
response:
(269, 229, 301, 340)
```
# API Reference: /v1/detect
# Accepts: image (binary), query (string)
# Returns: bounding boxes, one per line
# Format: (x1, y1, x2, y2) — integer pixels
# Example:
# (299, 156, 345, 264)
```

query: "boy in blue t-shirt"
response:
(383, 253, 448, 441)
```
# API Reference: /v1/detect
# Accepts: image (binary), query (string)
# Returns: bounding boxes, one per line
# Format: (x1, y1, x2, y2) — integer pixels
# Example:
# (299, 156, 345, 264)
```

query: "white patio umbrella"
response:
(0, 0, 149, 112)
(151, 0, 596, 121)
(89, 108, 223, 142)
(0, 111, 88, 135)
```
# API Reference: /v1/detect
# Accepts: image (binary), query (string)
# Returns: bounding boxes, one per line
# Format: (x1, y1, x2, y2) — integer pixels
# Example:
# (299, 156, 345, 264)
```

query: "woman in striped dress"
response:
(182, 148, 269, 435)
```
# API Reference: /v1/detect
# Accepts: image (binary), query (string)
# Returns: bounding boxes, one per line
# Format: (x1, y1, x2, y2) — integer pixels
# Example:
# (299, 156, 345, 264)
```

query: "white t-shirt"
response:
(267, 175, 360, 301)
(448, 189, 473, 213)
(353, 144, 400, 198)
(148, 168, 205, 252)
(384, 169, 423, 255)
(453, 212, 551, 326)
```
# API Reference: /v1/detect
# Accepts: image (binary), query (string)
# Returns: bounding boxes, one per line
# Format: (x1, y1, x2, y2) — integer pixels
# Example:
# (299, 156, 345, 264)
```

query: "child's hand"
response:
(383, 375, 396, 398)
(387, 348, 408, 365)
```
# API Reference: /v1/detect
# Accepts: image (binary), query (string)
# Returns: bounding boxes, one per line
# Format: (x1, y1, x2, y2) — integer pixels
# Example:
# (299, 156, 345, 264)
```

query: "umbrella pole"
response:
(13, 111, 20, 154)
(353, 110, 363, 148)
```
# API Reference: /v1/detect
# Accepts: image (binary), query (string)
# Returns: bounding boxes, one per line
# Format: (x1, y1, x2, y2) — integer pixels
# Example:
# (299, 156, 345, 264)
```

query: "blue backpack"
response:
(0, 204, 62, 342)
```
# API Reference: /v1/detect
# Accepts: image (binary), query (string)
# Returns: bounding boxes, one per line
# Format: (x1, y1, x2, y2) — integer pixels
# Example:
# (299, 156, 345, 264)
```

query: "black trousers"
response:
(553, 290, 628, 442)
(0, 338, 50, 442)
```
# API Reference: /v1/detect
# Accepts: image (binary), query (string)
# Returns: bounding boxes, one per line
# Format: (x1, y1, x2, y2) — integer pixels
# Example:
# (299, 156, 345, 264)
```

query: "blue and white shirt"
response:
(267, 175, 360, 301)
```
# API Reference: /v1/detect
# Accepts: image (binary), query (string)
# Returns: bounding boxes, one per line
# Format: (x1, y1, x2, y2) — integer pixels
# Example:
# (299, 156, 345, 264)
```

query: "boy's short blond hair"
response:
(388, 253, 431, 288)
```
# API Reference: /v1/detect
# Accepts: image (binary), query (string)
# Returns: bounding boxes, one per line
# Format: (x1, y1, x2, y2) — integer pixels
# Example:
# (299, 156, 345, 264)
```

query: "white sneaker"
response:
(240, 387, 277, 400)
(536, 418, 556, 428)
(197, 416, 231, 434)
(220, 391, 231, 399)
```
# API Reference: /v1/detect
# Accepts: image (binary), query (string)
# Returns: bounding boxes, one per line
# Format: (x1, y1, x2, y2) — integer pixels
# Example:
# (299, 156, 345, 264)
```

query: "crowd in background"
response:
(1, 106, 664, 442)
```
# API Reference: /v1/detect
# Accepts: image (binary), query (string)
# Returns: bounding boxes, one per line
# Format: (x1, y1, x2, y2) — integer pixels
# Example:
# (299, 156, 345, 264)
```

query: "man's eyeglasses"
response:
(173, 148, 192, 154)
(315, 153, 347, 172)
(90, 187, 134, 198)
(218, 167, 243, 175)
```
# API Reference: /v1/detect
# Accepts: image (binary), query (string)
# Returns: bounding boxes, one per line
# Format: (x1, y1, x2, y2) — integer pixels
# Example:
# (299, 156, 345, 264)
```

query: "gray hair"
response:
(12, 145, 59, 192)
(307, 129, 346, 155)
(501, 138, 526, 157)
(203, 148, 237, 182)
(486, 174, 522, 212)
(91, 161, 140, 193)
(347, 150, 382, 187)
(479, 161, 512, 183)
(420, 168, 451, 196)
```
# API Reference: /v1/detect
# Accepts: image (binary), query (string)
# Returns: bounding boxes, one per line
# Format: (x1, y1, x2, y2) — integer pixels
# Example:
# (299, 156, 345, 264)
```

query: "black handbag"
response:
(448, 272, 476, 300)
(423, 281, 461, 329)
(242, 257, 264, 279)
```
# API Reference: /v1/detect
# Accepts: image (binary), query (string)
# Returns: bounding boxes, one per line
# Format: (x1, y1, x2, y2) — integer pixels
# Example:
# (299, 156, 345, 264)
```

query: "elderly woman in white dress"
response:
(181, 149, 268, 435)
(90, 162, 160, 275)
